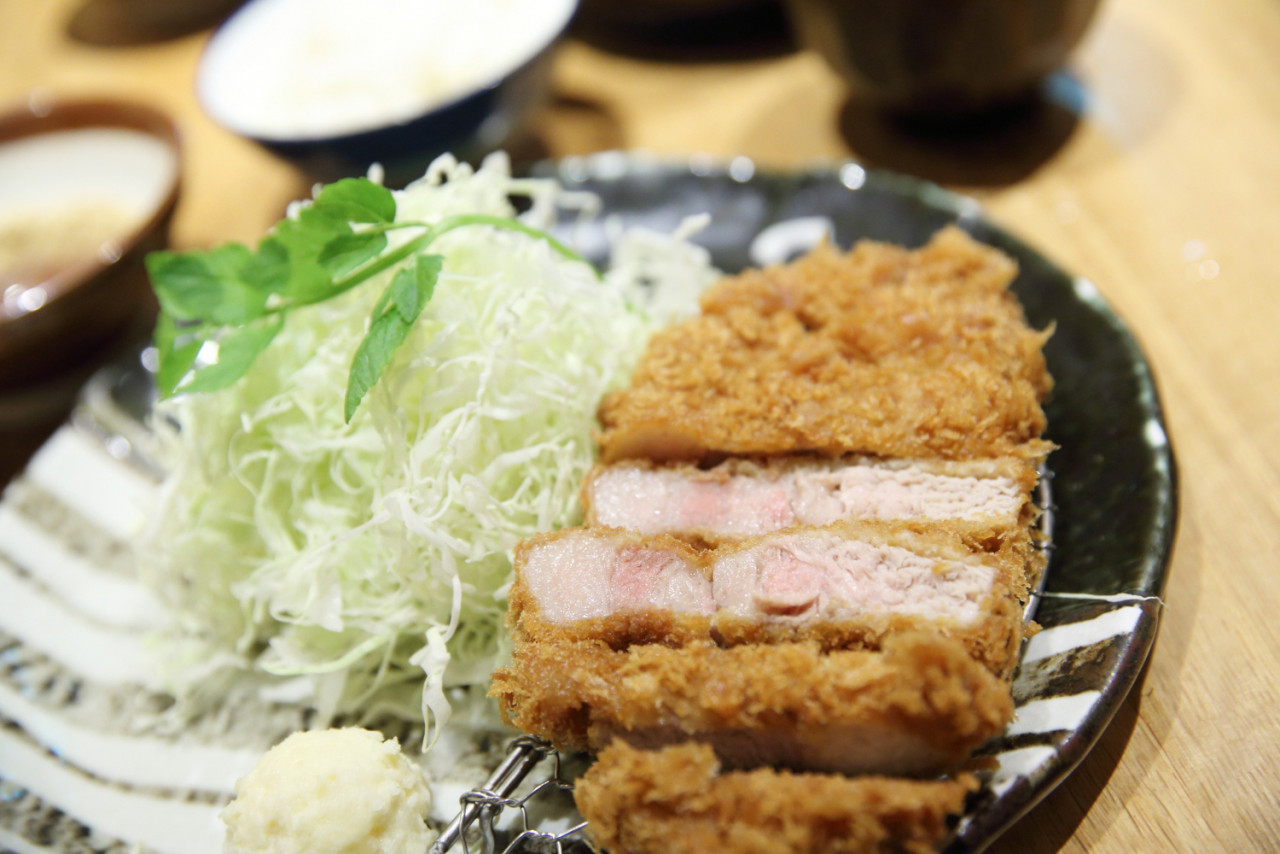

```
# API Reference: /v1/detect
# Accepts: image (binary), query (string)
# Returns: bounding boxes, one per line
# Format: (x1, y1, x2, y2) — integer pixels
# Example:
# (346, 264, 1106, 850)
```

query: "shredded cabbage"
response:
(137, 154, 717, 738)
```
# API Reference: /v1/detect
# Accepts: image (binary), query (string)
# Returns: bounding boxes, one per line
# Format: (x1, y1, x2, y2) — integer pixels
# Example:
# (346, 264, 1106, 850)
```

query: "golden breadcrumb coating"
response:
(575, 740, 978, 854)
(597, 227, 1053, 463)
(490, 633, 1013, 775)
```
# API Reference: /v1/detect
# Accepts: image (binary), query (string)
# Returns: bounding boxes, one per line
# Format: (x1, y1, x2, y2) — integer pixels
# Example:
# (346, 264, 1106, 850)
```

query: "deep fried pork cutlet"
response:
(583, 455, 1039, 545)
(596, 227, 1053, 464)
(575, 741, 978, 854)
(490, 632, 1013, 777)
(490, 229, 1054, 853)
(506, 519, 1039, 675)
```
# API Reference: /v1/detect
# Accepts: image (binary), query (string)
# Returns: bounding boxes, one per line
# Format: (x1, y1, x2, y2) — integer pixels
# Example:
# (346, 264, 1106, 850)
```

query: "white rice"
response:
(198, 0, 577, 140)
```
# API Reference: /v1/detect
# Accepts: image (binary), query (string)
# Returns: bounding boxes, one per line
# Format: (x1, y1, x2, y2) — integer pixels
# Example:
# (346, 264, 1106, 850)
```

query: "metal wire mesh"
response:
(431, 736, 590, 854)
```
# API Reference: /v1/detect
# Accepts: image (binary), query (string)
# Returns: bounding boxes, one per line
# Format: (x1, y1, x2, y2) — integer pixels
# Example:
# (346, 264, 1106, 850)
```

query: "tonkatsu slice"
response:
(507, 520, 1040, 674)
(490, 633, 1013, 777)
(597, 227, 1053, 464)
(575, 740, 978, 854)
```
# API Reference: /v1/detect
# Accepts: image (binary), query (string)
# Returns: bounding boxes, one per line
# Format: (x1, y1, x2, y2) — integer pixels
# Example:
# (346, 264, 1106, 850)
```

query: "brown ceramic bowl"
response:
(0, 97, 180, 394)
(68, 0, 248, 44)
(786, 0, 1102, 119)
(576, 0, 768, 28)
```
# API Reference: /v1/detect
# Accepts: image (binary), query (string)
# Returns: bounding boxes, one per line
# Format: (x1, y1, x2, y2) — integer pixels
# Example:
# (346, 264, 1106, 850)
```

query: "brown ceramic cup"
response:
(786, 0, 1102, 119)
(0, 97, 180, 405)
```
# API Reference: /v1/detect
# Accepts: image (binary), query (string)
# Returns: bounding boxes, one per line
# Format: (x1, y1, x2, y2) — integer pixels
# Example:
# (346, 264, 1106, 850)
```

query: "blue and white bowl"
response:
(197, 0, 579, 184)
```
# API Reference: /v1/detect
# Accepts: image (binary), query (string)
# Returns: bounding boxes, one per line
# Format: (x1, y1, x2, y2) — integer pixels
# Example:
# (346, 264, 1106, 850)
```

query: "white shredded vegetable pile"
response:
(137, 154, 717, 737)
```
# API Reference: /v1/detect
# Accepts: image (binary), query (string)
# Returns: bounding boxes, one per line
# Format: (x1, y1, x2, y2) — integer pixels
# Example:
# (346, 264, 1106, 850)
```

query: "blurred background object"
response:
(0, 95, 179, 481)
(572, 0, 793, 60)
(67, 0, 247, 46)
(786, 0, 1101, 121)
(196, 0, 579, 185)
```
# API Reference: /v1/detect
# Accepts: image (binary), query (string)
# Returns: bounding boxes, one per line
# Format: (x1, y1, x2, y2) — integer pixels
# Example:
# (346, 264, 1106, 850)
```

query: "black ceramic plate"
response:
(0, 154, 1175, 854)
(530, 152, 1177, 850)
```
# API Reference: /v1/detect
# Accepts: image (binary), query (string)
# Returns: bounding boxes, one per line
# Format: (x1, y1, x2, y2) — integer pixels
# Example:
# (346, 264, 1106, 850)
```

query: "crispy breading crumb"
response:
(597, 227, 1053, 463)
(575, 740, 978, 854)
(490, 633, 1013, 775)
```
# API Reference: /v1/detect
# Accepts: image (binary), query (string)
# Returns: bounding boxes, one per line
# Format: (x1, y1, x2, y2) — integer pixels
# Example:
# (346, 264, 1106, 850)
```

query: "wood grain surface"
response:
(1, 0, 1278, 849)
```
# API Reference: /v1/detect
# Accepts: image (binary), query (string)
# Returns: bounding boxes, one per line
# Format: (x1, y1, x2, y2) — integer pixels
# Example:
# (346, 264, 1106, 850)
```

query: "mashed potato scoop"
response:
(222, 727, 434, 854)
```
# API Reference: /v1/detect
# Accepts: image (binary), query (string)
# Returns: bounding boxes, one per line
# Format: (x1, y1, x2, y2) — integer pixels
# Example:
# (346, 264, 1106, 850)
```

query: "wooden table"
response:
(2, 0, 1278, 849)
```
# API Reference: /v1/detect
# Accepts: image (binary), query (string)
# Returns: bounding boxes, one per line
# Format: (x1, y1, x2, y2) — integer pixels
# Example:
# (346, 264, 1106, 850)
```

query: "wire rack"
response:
(430, 736, 589, 854)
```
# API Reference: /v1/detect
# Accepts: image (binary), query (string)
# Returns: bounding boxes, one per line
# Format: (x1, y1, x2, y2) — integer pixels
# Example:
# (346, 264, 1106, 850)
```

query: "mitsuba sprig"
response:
(146, 177, 597, 422)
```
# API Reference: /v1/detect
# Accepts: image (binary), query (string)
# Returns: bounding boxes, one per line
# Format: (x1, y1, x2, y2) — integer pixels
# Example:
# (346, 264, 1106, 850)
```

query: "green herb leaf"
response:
(344, 310, 411, 424)
(241, 238, 291, 293)
(391, 253, 441, 323)
(344, 254, 442, 422)
(147, 252, 216, 319)
(147, 248, 269, 324)
(156, 340, 202, 398)
(319, 231, 389, 278)
(273, 205, 352, 262)
(152, 314, 204, 399)
(279, 259, 339, 306)
(178, 317, 285, 396)
(205, 243, 255, 280)
(264, 204, 362, 306)
(312, 178, 396, 224)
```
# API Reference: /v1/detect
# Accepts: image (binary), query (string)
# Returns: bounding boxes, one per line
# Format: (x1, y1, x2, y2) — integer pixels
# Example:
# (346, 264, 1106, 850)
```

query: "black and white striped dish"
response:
(0, 157, 1176, 853)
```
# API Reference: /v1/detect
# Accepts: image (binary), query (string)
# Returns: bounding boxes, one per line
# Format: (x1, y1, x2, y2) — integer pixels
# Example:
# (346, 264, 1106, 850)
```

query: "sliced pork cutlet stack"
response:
(492, 229, 1053, 852)
(491, 631, 1012, 778)
(582, 454, 1040, 547)
(595, 226, 1053, 465)
(504, 520, 1038, 676)
(498, 525, 1014, 781)
(575, 741, 979, 854)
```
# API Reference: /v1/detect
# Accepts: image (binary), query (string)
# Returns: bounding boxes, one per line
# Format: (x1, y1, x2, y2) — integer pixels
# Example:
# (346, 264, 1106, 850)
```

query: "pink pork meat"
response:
(507, 521, 1033, 673)
(582, 455, 1037, 544)
(508, 528, 715, 647)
